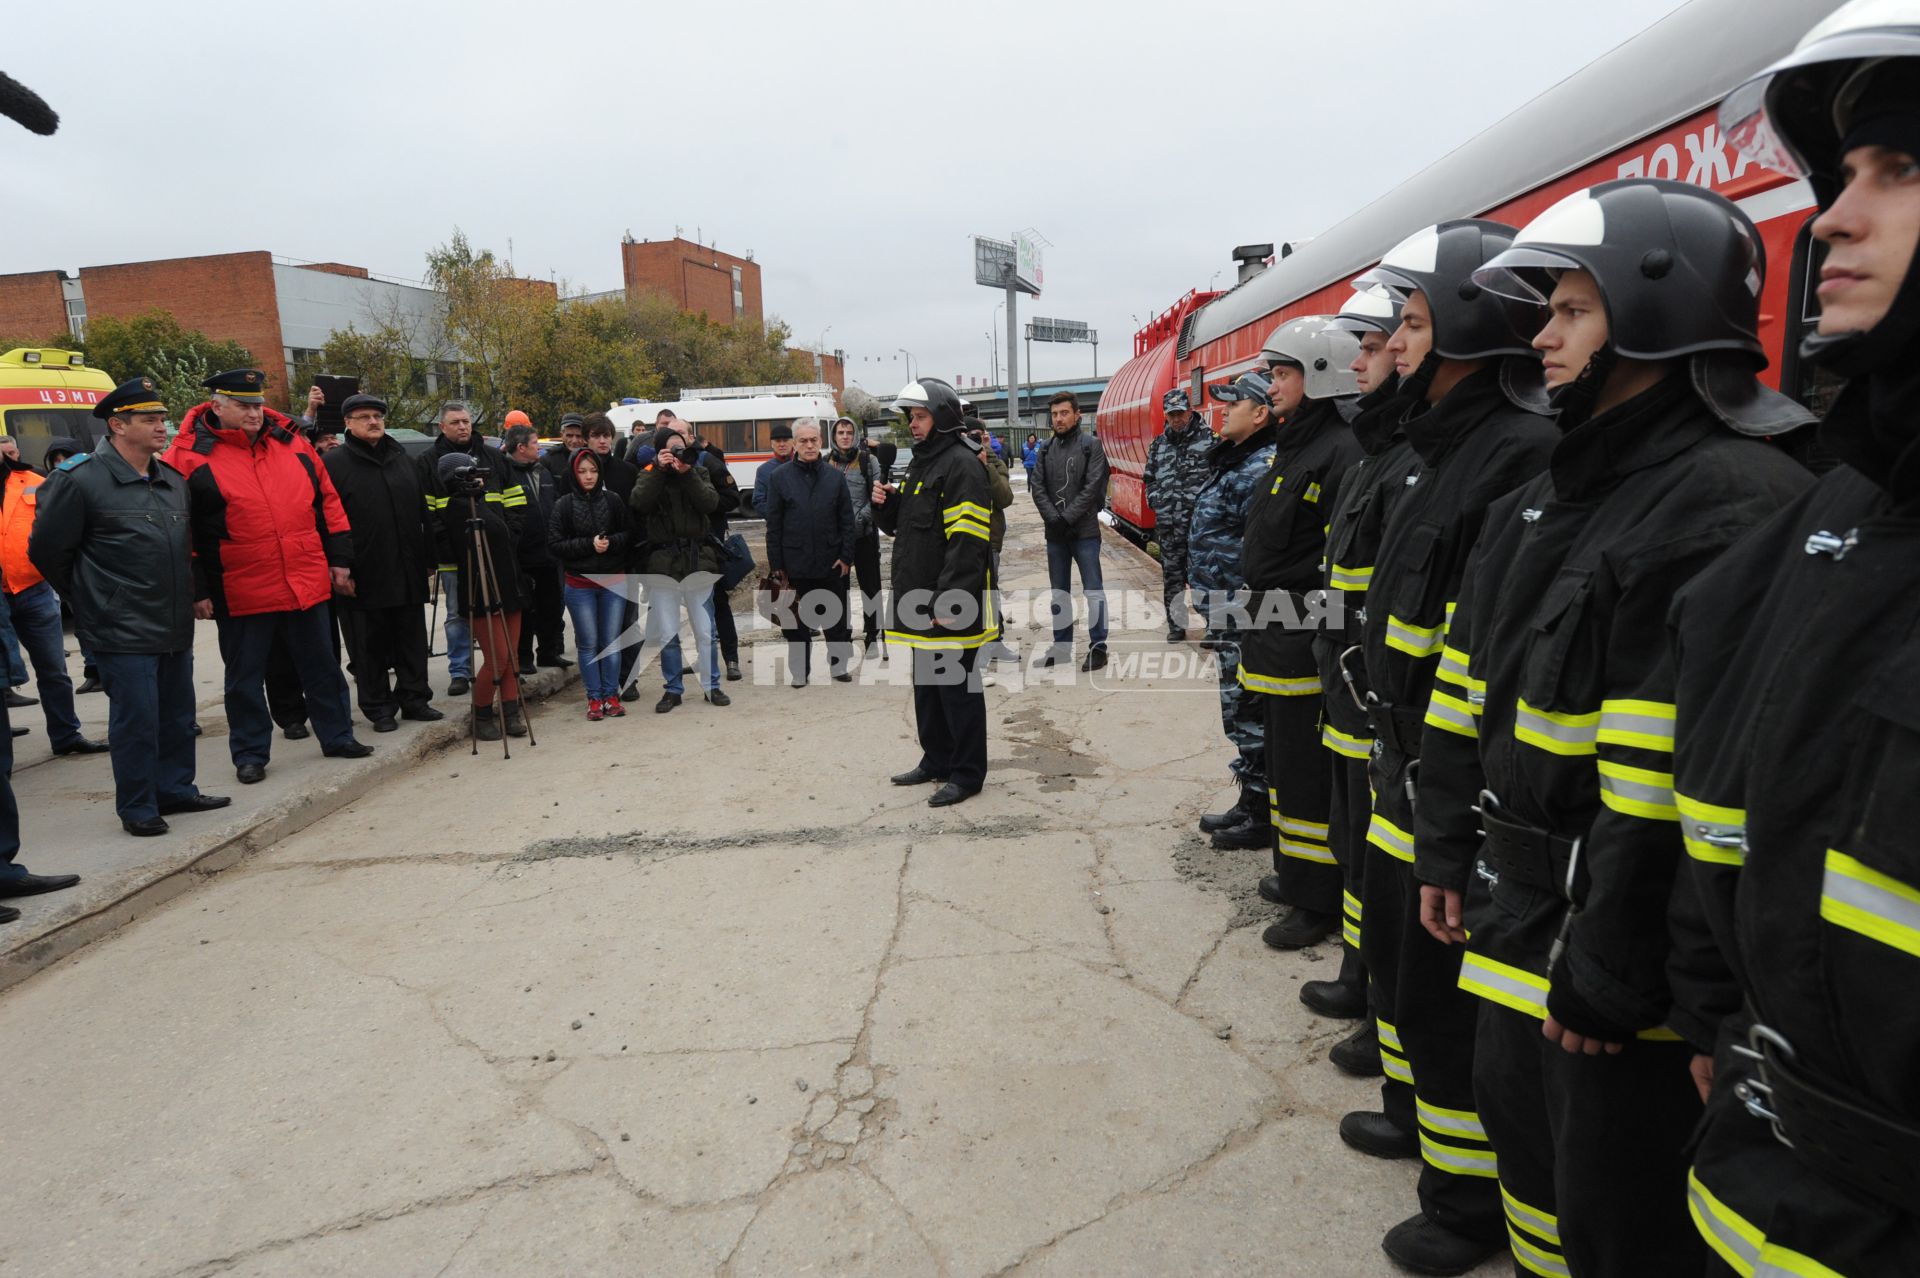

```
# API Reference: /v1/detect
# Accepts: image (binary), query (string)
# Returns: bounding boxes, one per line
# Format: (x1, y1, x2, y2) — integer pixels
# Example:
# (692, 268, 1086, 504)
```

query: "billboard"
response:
(975, 235, 1041, 297)
(1015, 234, 1043, 296)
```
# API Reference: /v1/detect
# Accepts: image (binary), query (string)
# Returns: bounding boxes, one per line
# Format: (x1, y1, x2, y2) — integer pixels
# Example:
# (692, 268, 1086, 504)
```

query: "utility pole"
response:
(1005, 284, 1019, 433)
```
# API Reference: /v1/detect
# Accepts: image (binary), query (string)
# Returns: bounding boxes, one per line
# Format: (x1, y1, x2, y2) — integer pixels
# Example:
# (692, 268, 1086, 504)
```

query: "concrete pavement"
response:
(0, 500, 1501, 1277)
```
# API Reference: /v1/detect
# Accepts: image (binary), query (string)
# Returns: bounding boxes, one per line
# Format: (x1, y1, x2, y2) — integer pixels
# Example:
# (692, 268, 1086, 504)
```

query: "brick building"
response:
(620, 237, 762, 326)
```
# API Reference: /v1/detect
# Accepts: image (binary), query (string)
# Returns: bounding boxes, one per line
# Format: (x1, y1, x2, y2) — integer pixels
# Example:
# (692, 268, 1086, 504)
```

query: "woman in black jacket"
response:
(548, 450, 633, 719)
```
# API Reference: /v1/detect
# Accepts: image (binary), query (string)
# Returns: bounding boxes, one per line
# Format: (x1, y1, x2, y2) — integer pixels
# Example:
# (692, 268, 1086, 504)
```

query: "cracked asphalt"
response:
(0, 498, 1498, 1277)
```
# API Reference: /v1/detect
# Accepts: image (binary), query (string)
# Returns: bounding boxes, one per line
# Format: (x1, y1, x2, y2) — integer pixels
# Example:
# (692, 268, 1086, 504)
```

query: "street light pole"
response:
(897, 347, 915, 383)
(985, 331, 998, 386)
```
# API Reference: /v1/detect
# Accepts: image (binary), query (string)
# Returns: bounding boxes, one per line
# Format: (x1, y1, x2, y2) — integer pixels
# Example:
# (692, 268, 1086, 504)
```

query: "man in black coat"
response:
(503, 422, 568, 674)
(764, 419, 854, 686)
(324, 395, 443, 732)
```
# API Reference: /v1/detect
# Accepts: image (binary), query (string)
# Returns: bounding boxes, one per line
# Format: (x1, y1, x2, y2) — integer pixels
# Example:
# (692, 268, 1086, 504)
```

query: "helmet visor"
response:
(1472, 246, 1586, 305)
(1720, 73, 1812, 178)
(1350, 263, 1421, 301)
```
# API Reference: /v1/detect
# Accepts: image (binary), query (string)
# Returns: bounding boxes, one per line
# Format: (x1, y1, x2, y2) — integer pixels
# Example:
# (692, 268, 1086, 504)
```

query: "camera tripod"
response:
(459, 489, 537, 757)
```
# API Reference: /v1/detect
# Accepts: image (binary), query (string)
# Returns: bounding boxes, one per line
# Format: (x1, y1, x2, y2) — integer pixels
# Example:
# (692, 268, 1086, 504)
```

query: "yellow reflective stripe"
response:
(1436, 644, 1472, 690)
(1508, 1227, 1571, 1278)
(1514, 699, 1600, 756)
(1419, 1132, 1499, 1178)
(1596, 760, 1679, 821)
(883, 626, 999, 650)
(484, 490, 505, 503)
(1426, 688, 1480, 739)
(1381, 1049, 1414, 1085)
(945, 520, 991, 541)
(943, 500, 991, 522)
(1677, 792, 1747, 867)
(1385, 613, 1445, 657)
(1598, 698, 1676, 752)
(1416, 1097, 1487, 1140)
(1237, 668, 1321, 696)
(1502, 1185, 1560, 1243)
(1458, 951, 1550, 1018)
(1321, 724, 1373, 759)
(1375, 1018, 1403, 1052)
(1279, 814, 1330, 839)
(1822, 849, 1920, 959)
(1343, 890, 1362, 921)
(1305, 481, 1321, 503)
(1280, 838, 1336, 864)
(1687, 1169, 1846, 1278)
(1367, 812, 1414, 863)
(1342, 918, 1361, 948)
(1329, 563, 1372, 591)
(425, 494, 450, 509)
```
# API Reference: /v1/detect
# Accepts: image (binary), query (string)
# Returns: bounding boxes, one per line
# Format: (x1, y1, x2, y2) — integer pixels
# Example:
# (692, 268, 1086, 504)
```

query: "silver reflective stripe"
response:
(1280, 839, 1337, 864)
(1515, 701, 1599, 754)
(1822, 850, 1920, 958)
(1419, 1132, 1498, 1177)
(1688, 1178, 1760, 1272)
(1597, 763, 1677, 819)
(1426, 693, 1478, 736)
(1416, 1098, 1486, 1140)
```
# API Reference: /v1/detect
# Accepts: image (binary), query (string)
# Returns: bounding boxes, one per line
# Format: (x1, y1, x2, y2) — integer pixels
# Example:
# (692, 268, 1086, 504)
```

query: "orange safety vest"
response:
(0, 466, 45, 594)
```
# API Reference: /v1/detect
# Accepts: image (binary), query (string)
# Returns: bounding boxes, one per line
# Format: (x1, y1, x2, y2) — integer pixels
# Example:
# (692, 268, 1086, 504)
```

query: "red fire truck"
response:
(1096, 0, 1844, 539)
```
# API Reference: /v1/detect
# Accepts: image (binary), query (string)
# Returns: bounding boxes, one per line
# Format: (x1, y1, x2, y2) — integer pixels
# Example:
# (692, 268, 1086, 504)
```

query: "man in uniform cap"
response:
(1142, 387, 1212, 643)
(162, 370, 373, 784)
(28, 378, 229, 836)
(753, 421, 795, 516)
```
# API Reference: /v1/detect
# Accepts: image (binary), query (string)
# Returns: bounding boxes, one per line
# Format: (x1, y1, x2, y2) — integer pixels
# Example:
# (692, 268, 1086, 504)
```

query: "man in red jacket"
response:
(161, 370, 373, 784)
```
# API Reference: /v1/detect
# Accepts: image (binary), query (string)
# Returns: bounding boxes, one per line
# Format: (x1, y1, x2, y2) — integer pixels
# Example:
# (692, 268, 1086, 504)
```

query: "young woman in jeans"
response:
(548, 451, 633, 720)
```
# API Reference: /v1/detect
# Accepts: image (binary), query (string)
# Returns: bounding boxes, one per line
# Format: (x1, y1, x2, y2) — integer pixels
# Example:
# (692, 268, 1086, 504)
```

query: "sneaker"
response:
(705, 688, 731, 707)
(655, 691, 681, 714)
(586, 698, 604, 722)
(603, 695, 626, 717)
(981, 672, 998, 688)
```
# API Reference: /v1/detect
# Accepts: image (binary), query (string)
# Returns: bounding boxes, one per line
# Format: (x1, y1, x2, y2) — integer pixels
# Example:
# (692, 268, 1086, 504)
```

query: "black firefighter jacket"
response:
(1663, 379, 1920, 1274)
(1409, 376, 1810, 1048)
(421, 435, 526, 615)
(323, 431, 433, 610)
(27, 444, 194, 654)
(1360, 365, 1557, 867)
(1314, 381, 1421, 765)
(1237, 397, 1365, 698)
(874, 429, 996, 651)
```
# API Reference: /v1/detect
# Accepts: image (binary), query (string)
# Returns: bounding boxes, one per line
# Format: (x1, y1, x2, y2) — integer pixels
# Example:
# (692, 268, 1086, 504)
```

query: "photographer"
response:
(431, 448, 529, 742)
(765, 419, 855, 686)
(631, 427, 728, 713)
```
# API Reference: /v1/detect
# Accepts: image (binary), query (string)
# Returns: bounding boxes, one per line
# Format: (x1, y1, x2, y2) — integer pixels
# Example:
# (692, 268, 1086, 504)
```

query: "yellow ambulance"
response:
(0, 347, 117, 467)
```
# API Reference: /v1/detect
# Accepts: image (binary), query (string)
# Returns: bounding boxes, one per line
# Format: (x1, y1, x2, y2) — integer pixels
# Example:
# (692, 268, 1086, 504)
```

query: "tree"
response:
(425, 230, 550, 431)
(75, 310, 254, 422)
(288, 293, 453, 430)
(623, 294, 815, 397)
(512, 297, 661, 426)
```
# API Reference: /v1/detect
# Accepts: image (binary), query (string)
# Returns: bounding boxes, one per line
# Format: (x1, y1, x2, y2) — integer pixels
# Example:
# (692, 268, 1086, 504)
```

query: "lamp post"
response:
(897, 348, 916, 382)
(985, 331, 998, 385)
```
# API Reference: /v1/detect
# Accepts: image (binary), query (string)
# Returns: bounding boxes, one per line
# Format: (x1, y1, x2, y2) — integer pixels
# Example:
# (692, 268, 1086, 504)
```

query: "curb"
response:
(0, 666, 578, 993)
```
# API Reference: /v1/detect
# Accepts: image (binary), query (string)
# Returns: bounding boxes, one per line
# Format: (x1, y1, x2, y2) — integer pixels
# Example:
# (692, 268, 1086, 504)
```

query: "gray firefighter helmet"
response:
(1261, 316, 1361, 400)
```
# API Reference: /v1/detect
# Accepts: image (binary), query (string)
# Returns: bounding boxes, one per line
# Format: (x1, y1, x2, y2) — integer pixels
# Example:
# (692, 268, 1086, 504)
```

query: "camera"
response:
(445, 463, 489, 494)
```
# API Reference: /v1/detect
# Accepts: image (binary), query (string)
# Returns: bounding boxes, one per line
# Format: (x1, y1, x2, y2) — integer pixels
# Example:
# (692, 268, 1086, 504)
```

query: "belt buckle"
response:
(1730, 1023, 1797, 1149)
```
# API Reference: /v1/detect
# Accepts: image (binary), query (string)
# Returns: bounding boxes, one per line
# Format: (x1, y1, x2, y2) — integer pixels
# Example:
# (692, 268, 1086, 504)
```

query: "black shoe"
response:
(705, 689, 731, 706)
(0, 871, 81, 899)
(1080, 647, 1109, 672)
(0, 905, 17, 924)
(472, 705, 502, 741)
(52, 736, 110, 755)
(791, 677, 808, 689)
(621, 682, 642, 702)
(1381, 1212, 1501, 1277)
(323, 740, 376, 759)
(501, 700, 529, 738)
(1258, 875, 1285, 905)
(236, 762, 267, 785)
(158, 793, 232, 816)
(75, 675, 103, 695)
(536, 654, 572, 668)
(655, 692, 681, 714)
(1036, 646, 1067, 668)
(372, 715, 399, 733)
(1339, 1110, 1417, 1161)
(1199, 798, 1254, 834)
(1329, 1022, 1384, 1077)
(725, 661, 743, 682)
(10, 726, 27, 738)
(1210, 819, 1271, 850)
(191, 722, 202, 736)
(4, 688, 36, 708)
(400, 704, 445, 722)
(891, 766, 945, 786)
(1301, 977, 1369, 1020)
(283, 722, 311, 741)
(1167, 628, 1186, 644)
(448, 677, 471, 698)
(122, 815, 170, 837)
(928, 782, 979, 808)
(518, 660, 537, 676)
(832, 672, 853, 683)
(1263, 907, 1338, 951)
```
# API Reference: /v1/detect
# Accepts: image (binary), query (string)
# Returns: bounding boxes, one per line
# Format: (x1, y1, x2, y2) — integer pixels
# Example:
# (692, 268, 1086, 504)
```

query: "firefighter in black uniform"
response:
(1305, 288, 1413, 1075)
(874, 378, 997, 809)
(1237, 316, 1365, 953)
(1411, 179, 1815, 1277)
(1337, 219, 1560, 1276)
(1666, 8, 1920, 1273)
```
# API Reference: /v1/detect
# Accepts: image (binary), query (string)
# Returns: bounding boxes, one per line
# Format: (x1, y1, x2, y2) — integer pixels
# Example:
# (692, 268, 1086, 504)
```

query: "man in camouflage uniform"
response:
(1187, 371, 1280, 849)
(1142, 388, 1213, 643)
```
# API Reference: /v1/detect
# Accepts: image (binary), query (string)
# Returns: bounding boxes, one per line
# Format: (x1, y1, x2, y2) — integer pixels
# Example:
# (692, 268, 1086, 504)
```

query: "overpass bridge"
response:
(935, 376, 1111, 430)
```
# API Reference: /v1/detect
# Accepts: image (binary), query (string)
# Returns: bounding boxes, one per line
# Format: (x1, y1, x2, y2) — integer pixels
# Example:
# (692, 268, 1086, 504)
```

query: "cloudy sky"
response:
(5, 0, 1690, 392)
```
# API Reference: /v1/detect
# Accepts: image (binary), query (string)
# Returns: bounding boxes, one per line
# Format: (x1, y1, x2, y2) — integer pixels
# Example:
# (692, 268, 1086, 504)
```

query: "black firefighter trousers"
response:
(1327, 741, 1372, 981)
(1263, 689, 1339, 914)
(1360, 743, 1503, 1247)
(1474, 1001, 1704, 1277)
(911, 645, 986, 793)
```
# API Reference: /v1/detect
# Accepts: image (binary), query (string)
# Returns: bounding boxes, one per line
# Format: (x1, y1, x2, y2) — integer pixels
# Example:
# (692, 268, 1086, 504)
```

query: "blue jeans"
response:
(96, 649, 200, 821)
(563, 581, 626, 700)
(653, 581, 717, 695)
(1045, 534, 1108, 649)
(5, 581, 84, 747)
(438, 570, 472, 679)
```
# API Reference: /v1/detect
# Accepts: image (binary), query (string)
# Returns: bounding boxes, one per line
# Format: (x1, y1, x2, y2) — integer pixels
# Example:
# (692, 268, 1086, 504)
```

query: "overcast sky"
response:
(6, 0, 1689, 393)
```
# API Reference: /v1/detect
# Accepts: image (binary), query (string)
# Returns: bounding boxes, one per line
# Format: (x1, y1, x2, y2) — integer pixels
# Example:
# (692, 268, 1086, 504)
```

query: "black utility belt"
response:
(1731, 1019, 1920, 1216)
(1476, 799, 1588, 904)
(1367, 699, 1424, 758)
